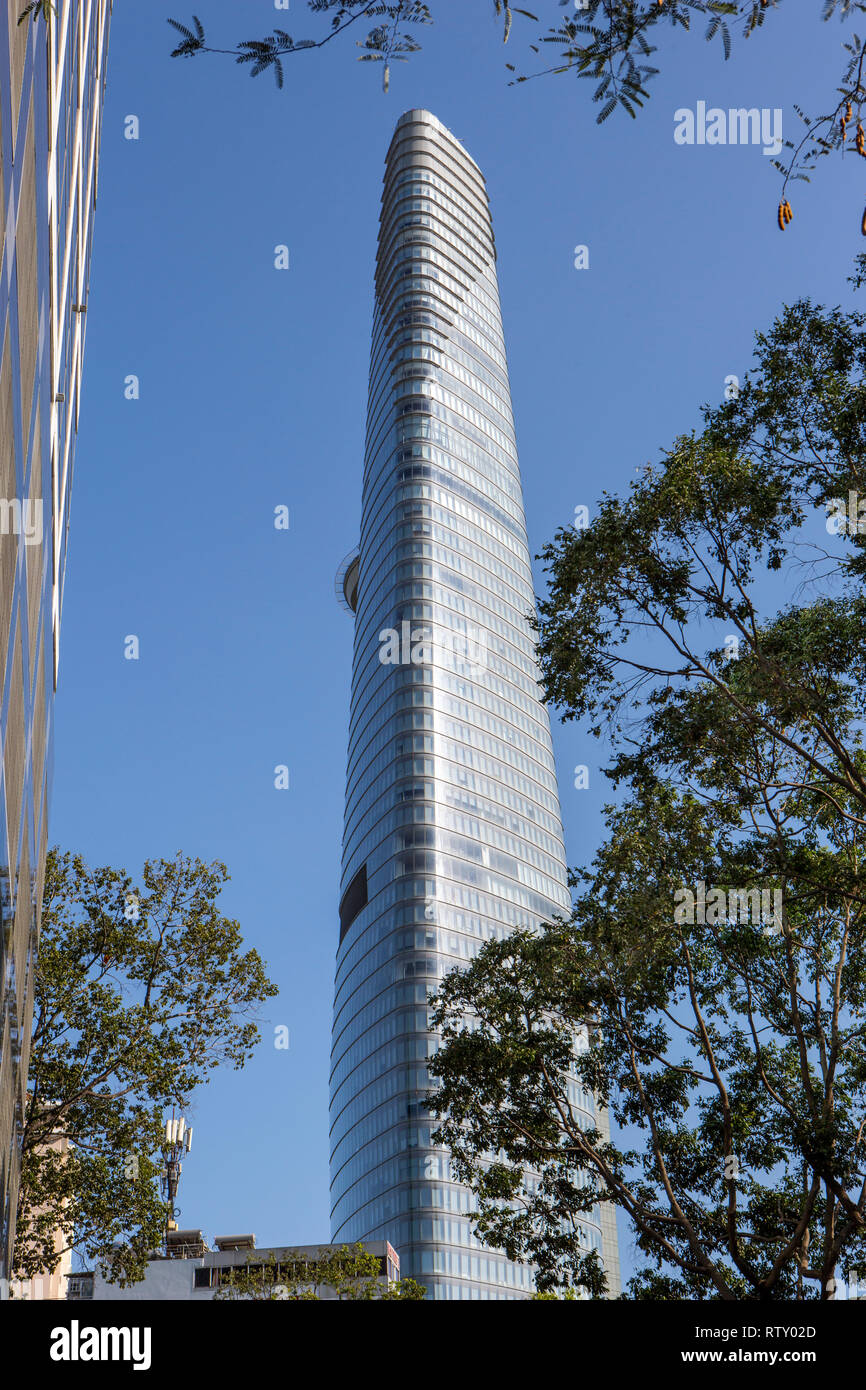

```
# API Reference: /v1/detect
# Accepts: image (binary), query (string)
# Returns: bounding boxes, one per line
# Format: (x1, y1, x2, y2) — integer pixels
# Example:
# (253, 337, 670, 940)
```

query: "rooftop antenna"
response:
(161, 1108, 193, 1255)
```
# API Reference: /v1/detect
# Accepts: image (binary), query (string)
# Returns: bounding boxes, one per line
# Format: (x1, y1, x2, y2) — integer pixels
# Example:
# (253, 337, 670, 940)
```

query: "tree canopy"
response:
(13, 849, 278, 1287)
(213, 1241, 425, 1299)
(428, 269, 866, 1298)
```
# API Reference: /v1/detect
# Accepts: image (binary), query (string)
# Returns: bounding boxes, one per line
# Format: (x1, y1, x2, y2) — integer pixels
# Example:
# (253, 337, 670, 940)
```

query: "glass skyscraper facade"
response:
(0, 0, 112, 1285)
(331, 110, 620, 1299)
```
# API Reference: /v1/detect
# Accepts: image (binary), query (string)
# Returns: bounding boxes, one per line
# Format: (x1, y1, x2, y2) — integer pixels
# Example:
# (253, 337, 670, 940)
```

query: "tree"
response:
(213, 1241, 426, 1299)
(13, 849, 278, 1287)
(428, 272, 866, 1298)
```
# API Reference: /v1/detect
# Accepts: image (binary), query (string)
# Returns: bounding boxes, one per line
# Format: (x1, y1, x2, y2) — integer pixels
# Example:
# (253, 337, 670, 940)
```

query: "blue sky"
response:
(52, 0, 861, 1281)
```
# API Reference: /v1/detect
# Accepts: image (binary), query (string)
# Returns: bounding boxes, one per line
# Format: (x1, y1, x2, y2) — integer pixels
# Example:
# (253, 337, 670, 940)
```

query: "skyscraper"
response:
(0, 0, 112, 1285)
(331, 110, 620, 1299)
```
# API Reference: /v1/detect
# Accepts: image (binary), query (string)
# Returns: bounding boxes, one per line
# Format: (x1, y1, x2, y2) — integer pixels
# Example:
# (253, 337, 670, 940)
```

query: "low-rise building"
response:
(66, 1233, 401, 1300)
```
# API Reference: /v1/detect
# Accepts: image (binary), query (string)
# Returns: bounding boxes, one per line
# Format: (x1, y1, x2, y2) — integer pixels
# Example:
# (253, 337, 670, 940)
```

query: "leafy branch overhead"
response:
(158, 1, 866, 231)
(17, 0, 55, 23)
(166, 3, 436, 94)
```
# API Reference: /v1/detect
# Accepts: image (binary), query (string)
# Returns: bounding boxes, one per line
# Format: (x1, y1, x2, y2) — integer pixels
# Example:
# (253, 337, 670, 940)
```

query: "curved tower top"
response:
(330, 111, 620, 1299)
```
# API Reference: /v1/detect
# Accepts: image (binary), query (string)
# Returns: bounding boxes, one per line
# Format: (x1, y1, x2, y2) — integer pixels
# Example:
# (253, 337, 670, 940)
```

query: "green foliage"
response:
(512, 0, 736, 122)
(429, 280, 866, 1299)
(167, 2, 434, 92)
(166, 15, 205, 60)
(17, 0, 55, 24)
(214, 1241, 426, 1299)
(160, 1, 866, 217)
(13, 849, 278, 1286)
